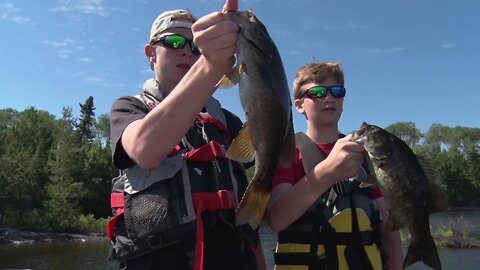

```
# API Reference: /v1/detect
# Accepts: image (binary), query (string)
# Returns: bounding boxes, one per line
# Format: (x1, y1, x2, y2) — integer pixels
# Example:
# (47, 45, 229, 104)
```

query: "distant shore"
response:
(0, 227, 105, 245)
(2, 227, 479, 249)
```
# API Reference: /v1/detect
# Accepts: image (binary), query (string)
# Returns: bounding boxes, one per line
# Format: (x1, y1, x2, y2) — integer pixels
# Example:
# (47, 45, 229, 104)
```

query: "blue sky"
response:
(1, 0, 479, 134)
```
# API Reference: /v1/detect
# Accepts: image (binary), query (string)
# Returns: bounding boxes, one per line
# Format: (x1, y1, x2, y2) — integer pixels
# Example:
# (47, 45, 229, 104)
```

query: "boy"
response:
(267, 62, 403, 270)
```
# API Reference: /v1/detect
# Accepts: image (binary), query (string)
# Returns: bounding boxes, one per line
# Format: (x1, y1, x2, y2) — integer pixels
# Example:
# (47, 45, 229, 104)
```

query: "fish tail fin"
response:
(404, 236, 442, 270)
(235, 180, 271, 230)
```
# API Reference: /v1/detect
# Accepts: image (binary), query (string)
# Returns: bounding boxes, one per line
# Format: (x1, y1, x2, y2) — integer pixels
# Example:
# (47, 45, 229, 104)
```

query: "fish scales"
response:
(218, 10, 296, 230)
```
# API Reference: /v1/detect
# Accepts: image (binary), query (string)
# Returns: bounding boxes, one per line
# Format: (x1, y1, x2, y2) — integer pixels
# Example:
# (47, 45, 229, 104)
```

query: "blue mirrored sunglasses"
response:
(299, 85, 346, 99)
(152, 34, 200, 55)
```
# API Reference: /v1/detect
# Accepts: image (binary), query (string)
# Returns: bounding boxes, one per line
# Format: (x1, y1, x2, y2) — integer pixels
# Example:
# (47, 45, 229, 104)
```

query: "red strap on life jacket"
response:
(184, 141, 227, 162)
(197, 112, 230, 139)
(191, 190, 237, 270)
(167, 144, 182, 157)
(106, 192, 125, 240)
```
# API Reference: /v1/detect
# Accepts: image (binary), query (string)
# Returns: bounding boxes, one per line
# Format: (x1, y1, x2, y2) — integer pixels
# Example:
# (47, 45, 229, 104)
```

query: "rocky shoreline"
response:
(0, 227, 106, 245)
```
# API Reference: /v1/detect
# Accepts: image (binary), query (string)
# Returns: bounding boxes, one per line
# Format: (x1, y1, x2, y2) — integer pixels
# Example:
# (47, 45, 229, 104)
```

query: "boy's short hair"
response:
(293, 62, 345, 99)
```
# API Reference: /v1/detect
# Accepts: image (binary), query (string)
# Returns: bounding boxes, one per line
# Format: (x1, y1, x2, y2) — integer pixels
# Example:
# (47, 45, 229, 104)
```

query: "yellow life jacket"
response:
(273, 133, 386, 270)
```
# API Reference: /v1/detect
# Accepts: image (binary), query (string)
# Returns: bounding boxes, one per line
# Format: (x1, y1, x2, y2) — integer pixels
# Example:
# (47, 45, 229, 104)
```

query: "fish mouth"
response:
(353, 122, 368, 143)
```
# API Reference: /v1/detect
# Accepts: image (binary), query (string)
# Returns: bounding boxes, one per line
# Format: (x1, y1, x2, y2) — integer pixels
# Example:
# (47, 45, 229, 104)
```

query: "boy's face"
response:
(295, 77, 344, 126)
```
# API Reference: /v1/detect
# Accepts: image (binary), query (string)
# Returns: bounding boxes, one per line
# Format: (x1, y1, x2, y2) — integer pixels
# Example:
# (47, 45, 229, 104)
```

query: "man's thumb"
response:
(223, 0, 238, 12)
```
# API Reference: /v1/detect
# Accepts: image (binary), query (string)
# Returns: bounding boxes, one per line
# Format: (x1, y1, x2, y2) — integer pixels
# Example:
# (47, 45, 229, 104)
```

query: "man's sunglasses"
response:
(299, 85, 346, 99)
(152, 34, 201, 55)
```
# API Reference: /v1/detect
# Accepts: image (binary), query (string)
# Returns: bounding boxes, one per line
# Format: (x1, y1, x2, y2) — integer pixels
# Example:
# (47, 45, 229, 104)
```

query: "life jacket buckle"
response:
(147, 234, 163, 249)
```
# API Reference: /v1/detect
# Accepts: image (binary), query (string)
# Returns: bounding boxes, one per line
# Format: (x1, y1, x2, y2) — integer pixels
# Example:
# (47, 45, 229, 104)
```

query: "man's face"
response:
(147, 27, 200, 92)
(295, 77, 344, 126)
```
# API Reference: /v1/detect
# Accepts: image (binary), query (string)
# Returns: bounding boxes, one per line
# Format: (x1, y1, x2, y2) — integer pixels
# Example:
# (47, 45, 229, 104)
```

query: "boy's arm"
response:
(375, 196, 404, 270)
(267, 135, 365, 232)
(267, 164, 336, 232)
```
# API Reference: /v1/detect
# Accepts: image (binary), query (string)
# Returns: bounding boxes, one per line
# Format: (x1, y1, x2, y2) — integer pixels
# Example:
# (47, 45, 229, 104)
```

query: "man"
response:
(268, 62, 403, 270)
(107, 1, 266, 269)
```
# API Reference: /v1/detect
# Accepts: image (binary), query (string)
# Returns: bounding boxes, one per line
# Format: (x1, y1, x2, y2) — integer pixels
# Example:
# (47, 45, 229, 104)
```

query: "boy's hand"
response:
(192, 0, 239, 71)
(324, 134, 365, 182)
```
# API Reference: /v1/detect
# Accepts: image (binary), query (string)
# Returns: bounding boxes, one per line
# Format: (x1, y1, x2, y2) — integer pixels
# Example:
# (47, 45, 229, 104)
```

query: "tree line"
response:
(0, 98, 479, 233)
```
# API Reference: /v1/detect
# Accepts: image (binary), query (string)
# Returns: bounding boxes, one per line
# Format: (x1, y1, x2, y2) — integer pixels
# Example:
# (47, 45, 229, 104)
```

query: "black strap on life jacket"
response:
(345, 194, 374, 270)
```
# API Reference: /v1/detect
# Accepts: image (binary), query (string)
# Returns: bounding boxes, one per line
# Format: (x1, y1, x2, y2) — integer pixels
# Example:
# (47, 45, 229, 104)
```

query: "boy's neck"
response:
(306, 125, 340, 144)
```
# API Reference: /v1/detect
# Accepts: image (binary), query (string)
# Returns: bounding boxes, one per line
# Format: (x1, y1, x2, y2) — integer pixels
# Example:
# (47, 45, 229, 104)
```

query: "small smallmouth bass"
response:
(218, 10, 296, 229)
(354, 122, 447, 270)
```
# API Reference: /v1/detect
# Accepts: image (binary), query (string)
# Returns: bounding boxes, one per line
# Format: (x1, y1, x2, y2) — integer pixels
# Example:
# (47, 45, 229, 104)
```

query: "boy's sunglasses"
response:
(152, 34, 201, 55)
(299, 85, 346, 99)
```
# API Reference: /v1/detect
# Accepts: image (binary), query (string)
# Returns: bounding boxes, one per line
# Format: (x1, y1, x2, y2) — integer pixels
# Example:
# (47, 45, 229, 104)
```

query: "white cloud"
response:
(440, 43, 455, 49)
(367, 47, 406, 55)
(73, 71, 86, 77)
(85, 75, 109, 86)
(43, 39, 86, 59)
(50, 0, 120, 17)
(289, 50, 301, 55)
(0, 3, 32, 24)
(79, 57, 92, 62)
(43, 38, 76, 48)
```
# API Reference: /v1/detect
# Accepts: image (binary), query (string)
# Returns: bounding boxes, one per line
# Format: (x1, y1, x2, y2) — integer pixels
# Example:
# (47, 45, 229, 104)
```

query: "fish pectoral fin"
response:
(216, 64, 243, 88)
(360, 157, 379, 188)
(359, 174, 378, 188)
(226, 122, 256, 163)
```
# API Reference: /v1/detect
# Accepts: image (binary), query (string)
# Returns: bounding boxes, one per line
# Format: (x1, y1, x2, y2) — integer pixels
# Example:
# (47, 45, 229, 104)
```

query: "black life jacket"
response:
(274, 132, 387, 270)
(107, 79, 255, 270)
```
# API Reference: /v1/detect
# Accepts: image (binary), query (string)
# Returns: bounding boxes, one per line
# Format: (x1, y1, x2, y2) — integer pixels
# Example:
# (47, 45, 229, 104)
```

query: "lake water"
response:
(1, 210, 479, 270)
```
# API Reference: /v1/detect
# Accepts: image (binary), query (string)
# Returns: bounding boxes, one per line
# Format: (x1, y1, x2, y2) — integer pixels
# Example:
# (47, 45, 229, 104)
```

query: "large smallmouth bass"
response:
(218, 10, 296, 230)
(354, 122, 448, 270)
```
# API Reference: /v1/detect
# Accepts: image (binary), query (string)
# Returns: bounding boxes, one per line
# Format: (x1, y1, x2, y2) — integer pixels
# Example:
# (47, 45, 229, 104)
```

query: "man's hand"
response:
(223, 0, 238, 12)
(192, 0, 239, 71)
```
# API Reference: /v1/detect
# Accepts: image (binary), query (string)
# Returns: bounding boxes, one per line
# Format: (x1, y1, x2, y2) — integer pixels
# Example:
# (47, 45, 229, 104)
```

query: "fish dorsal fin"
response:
(417, 154, 448, 213)
(417, 154, 436, 182)
(226, 122, 255, 163)
(216, 64, 245, 89)
(430, 183, 448, 213)
(295, 132, 324, 173)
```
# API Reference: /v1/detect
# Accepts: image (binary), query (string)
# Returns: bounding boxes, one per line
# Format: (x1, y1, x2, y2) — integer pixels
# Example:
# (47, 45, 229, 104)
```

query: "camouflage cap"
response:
(149, 10, 195, 43)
